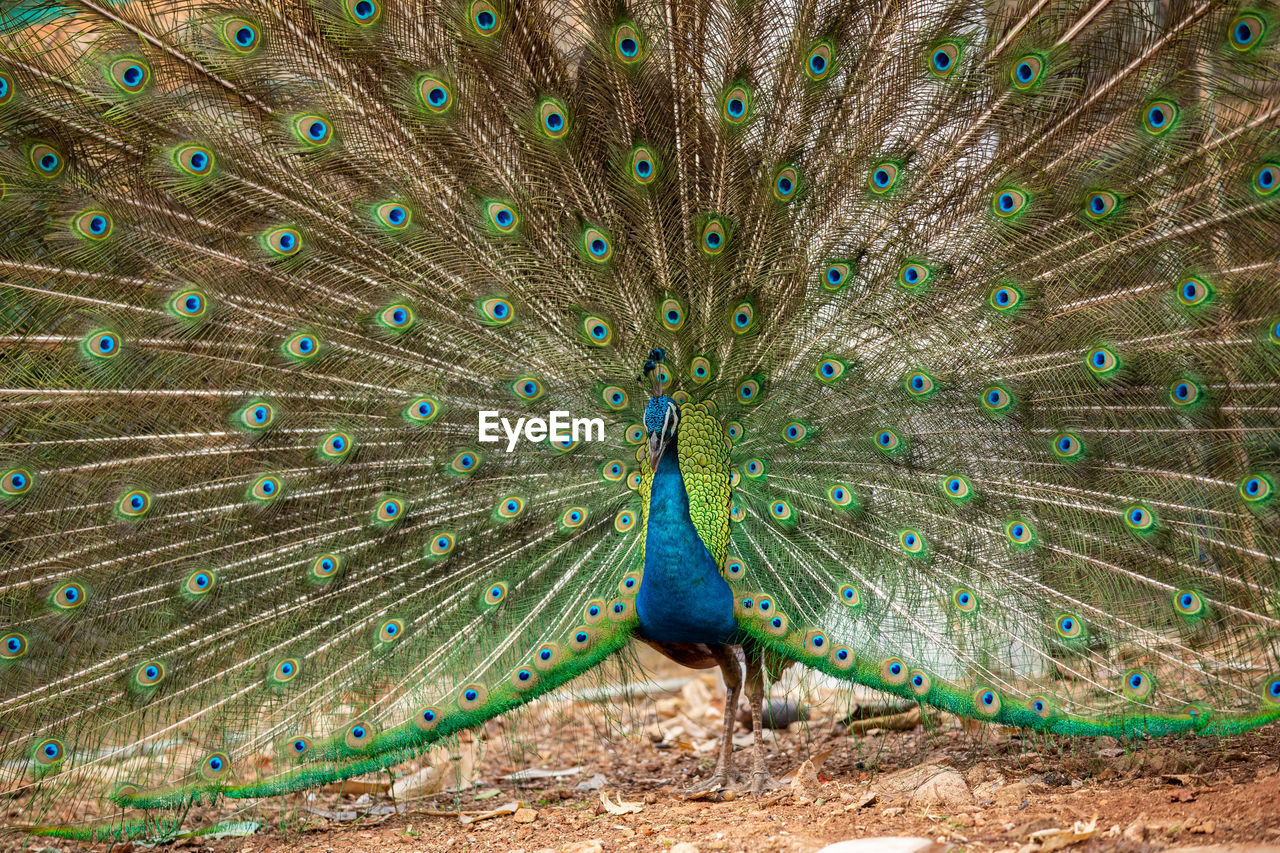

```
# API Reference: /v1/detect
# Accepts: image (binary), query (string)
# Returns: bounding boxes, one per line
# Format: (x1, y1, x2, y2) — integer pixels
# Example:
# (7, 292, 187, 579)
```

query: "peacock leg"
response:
(685, 644, 742, 793)
(744, 650, 783, 797)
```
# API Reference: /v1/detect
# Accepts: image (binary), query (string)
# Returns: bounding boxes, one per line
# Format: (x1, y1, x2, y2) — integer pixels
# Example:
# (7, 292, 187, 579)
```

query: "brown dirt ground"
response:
(12, 647, 1280, 853)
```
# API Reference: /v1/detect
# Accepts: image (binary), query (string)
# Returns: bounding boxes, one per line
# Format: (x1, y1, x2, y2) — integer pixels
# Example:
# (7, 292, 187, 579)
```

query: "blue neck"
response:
(635, 440, 737, 644)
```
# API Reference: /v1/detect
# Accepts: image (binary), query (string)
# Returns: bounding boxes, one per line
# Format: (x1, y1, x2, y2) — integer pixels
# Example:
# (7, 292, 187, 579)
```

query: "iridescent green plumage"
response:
(2, 0, 1280, 840)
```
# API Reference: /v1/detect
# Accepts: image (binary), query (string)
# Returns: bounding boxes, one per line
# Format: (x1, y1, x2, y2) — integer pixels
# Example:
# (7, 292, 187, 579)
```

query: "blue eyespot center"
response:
(889, 662, 901, 674)
(236, 26, 254, 45)
(308, 121, 326, 140)
(477, 10, 495, 28)
(41, 154, 58, 171)
(982, 691, 995, 704)
(354, 0, 374, 18)
(123, 65, 142, 85)
(1149, 106, 1165, 126)
(575, 631, 588, 642)
(620, 37, 638, 56)
(637, 160, 652, 177)
(1129, 674, 1143, 688)
(905, 267, 919, 283)
(727, 98, 744, 117)
(539, 649, 552, 660)
(809, 54, 825, 73)
(1017, 62, 1033, 81)
(352, 725, 366, 738)
(495, 209, 512, 226)
(294, 740, 307, 751)
(933, 50, 950, 69)
(1236, 21, 1253, 43)
(590, 238, 606, 255)
(545, 112, 564, 131)
(827, 268, 843, 284)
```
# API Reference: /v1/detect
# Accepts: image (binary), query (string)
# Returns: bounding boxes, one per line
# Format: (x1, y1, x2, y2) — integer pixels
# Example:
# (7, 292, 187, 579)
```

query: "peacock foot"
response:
(683, 765, 741, 794)
(748, 768, 784, 798)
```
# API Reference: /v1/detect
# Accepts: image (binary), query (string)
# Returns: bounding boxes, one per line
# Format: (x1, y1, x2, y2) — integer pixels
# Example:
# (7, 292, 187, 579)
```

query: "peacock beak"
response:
(648, 431, 665, 472)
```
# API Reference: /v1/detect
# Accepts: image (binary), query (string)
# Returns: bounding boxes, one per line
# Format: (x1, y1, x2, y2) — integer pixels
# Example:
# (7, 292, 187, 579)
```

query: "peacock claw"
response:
(683, 772, 737, 795)
(748, 769, 783, 798)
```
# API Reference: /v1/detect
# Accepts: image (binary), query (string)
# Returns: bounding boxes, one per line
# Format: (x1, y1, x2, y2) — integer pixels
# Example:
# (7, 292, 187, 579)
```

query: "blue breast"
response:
(635, 440, 738, 644)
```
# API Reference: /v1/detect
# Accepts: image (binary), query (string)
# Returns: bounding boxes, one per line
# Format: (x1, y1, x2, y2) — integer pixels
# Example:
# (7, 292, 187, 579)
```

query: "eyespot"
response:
(880, 657, 908, 686)
(702, 219, 728, 256)
(496, 496, 524, 519)
(897, 262, 933, 289)
(417, 74, 453, 113)
(981, 385, 1013, 414)
(470, 0, 502, 35)
(307, 554, 341, 583)
(928, 41, 960, 77)
(1123, 669, 1155, 700)
(428, 532, 455, 557)
(117, 489, 152, 518)
(1053, 613, 1083, 639)
(485, 201, 518, 233)
(868, 161, 900, 194)
(238, 399, 275, 427)
(183, 569, 217, 597)
(762, 607, 788, 636)
(614, 509, 636, 533)
(35, 738, 65, 767)
(1239, 473, 1274, 504)
(602, 460, 626, 482)
(405, 396, 440, 424)
(1085, 346, 1119, 377)
(782, 422, 808, 444)
(942, 474, 972, 501)
(345, 722, 374, 750)
(1253, 162, 1278, 196)
(804, 40, 834, 80)
(174, 144, 215, 177)
(1005, 519, 1035, 547)
(724, 559, 745, 581)
(1, 632, 28, 660)
(582, 226, 612, 262)
(71, 209, 113, 241)
(1169, 378, 1202, 407)
(952, 588, 977, 612)
(313, 431, 350, 460)
(1142, 99, 1178, 135)
(375, 203, 412, 232)
(1176, 275, 1213, 307)
(29, 143, 65, 178)
(823, 262, 851, 290)
(271, 658, 299, 684)
(626, 424, 645, 444)
(736, 378, 761, 404)
(342, 0, 380, 24)
(85, 330, 121, 359)
(538, 98, 569, 138)
(619, 572, 640, 595)
(414, 706, 442, 732)
(769, 500, 793, 523)
(614, 22, 645, 63)
(1263, 679, 1280, 706)
(1051, 431, 1084, 460)
(479, 582, 508, 608)
(899, 529, 925, 555)
(377, 618, 404, 644)
(1084, 190, 1120, 220)
(1229, 13, 1266, 51)
(1028, 697, 1051, 718)
(830, 644, 854, 670)
(974, 689, 1001, 716)
(287, 736, 313, 758)
(727, 422, 743, 441)
(169, 289, 208, 319)
(992, 187, 1029, 218)
(1010, 54, 1044, 90)
(376, 304, 413, 333)
(264, 227, 303, 257)
(221, 18, 260, 53)
(773, 166, 799, 201)
(630, 146, 658, 184)
(109, 57, 150, 93)
(875, 428, 903, 454)
(479, 296, 514, 325)
(53, 581, 86, 610)
(560, 506, 587, 529)
(744, 458, 766, 479)
(815, 356, 846, 383)
(909, 670, 932, 696)
(838, 585, 861, 609)
(722, 85, 751, 124)
(1174, 589, 1205, 617)
(592, 386, 626, 413)
(512, 376, 543, 401)
(284, 332, 319, 360)
(583, 315, 613, 346)
(1122, 502, 1156, 532)
(989, 283, 1024, 312)
(730, 301, 754, 332)
(250, 475, 281, 502)
(827, 484, 855, 508)
(2, 468, 34, 497)
(292, 115, 333, 147)
(904, 370, 935, 397)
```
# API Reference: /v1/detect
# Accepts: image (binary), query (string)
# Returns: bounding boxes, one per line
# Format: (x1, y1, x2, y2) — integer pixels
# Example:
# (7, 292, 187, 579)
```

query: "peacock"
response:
(2, 0, 1279, 840)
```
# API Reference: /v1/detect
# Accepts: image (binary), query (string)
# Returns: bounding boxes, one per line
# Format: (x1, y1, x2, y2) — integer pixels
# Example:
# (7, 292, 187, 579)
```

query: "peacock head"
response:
(644, 395, 679, 472)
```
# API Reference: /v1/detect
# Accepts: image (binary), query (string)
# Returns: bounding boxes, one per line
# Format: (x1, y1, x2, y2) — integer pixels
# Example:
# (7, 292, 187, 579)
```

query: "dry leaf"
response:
(599, 791, 644, 815)
(458, 800, 522, 824)
(1028, 816, 1098, 851)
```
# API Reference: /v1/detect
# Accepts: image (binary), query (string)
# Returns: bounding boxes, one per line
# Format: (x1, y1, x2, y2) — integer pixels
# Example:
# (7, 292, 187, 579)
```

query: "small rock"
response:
(909, 769, 974, 809)
(791, 758, 823, 803)
(882, 807, 906, 817)
(513, 808, 537, 824)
